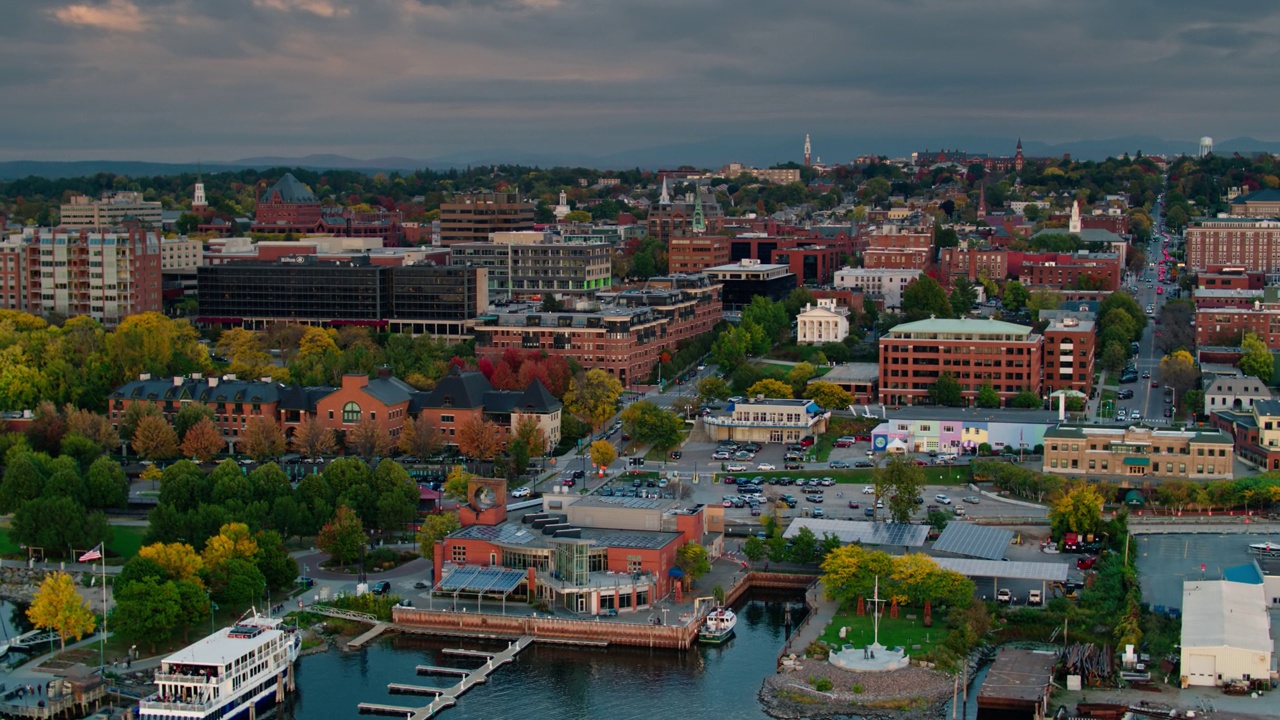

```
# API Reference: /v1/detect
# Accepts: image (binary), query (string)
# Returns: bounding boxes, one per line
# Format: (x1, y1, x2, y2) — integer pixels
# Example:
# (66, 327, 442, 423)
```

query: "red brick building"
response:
(1020, 252, 1122, 291)
(771, 244, 844, 285)
(938, 245, 1009, 283)
(1040, 313, 1096, 396)
(1195, 302, 1280, 348)
(475, 275, 721, 388)
(250, 173, 406, 244)
(878, 317, 1043, 405)
(1186, 218, 1280, 273)
(668, 233, 730, 273)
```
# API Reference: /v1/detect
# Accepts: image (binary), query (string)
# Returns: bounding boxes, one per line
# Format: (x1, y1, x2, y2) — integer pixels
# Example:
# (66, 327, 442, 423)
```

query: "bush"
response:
(852, 683, 864, 694)
(811, 677, 834, 692)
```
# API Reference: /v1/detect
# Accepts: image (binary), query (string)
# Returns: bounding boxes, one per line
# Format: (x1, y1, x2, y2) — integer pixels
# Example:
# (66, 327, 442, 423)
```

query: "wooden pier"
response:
(357, 636, 533, 720)
(347, 622, 393, 650)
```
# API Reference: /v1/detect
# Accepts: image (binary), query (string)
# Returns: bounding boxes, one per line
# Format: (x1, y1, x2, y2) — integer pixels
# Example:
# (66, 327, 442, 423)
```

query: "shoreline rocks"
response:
(759, 659, 956, 720)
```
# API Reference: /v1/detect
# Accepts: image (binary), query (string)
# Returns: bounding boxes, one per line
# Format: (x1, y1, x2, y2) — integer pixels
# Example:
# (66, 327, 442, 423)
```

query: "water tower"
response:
(1199, 136, 1213, 158)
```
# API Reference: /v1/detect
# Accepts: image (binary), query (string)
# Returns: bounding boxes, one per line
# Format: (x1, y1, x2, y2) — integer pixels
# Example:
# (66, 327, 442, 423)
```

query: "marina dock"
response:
(347, 622, 392, 650)
(358, 636, 534, 720)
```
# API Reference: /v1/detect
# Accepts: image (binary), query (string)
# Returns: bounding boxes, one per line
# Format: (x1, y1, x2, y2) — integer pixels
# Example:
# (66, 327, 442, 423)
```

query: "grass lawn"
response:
(106, 525, 147, 561)
(0, 528, 20, 556)
(714, 465, 971, 486)
(818, 608, 949, 654)
(643, 426, 692, 462)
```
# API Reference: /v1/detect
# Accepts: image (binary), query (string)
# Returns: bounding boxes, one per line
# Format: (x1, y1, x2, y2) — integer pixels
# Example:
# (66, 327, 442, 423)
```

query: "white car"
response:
(756, 463, 776, 471)
(712, 451, 731, 460)
(510, 487, 531, 499)
(726, 464, 748, 472)
(862, 485, 874, 494)
(935, 494, 952, 505)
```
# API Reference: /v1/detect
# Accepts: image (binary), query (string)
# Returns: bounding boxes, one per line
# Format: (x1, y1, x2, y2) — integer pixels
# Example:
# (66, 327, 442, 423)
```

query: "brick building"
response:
(645, 182, 724, 242)
(475, 274, 721, 388)
(1228, 188, 1280, 217)
(668, 233, 730, 274)
(108, 368, 561, 453)
(250, 173, 405, 244)
(1186, 218, 1280, 274)
(1195, 301, 1280, 348)
(1040, 311, 1096, 396)
(1042, 424, 1235, 481)
(861, 224, 933, 270)
(0, 226, 162, 325)
(1021, 252, 1122, 291)
(939, 245, 1009, 283)
(771, 244, 844, 285)
(1213, 398, 1280, 471)
(878, 317, 1043, 406)
(439, 192, 536, 246)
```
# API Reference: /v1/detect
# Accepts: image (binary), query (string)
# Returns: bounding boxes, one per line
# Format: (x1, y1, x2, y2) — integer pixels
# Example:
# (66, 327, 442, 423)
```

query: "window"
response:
(451, 546, 466, 564)
(441, 414, 454, 424)
(342, 401, 361, 424)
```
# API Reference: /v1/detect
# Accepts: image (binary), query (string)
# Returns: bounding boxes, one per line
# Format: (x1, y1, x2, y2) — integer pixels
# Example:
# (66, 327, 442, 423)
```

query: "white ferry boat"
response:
(139, 612, 300, 720)
(698, 607, 737, 644)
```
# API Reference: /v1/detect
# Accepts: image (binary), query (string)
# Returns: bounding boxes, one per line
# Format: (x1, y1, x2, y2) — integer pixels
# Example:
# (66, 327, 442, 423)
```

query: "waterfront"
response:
(287, 594, 807, 720)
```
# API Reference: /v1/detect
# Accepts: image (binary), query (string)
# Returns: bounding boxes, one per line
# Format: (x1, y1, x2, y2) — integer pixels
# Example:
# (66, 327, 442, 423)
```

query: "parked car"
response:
(962, 496, 980, 504)
(510, 487, 531, 499)
(854, 460, 874, 468)
(935, 494, 952, 505)
(847, 500, 860, 509)
(829, 460, 850, 469)
(670, 451, 682, 459)
(756, 463, 776, 471)
(726, 464, 748, 472)
(996, 588, 1011, 604)
(862, 485, 875, 494)
(811, 507, 825, 518)
(712, 451, 731, 460)
(784, 462, 804, 470)
(799, 436, 815, 447)
(952, 506, 966, 517)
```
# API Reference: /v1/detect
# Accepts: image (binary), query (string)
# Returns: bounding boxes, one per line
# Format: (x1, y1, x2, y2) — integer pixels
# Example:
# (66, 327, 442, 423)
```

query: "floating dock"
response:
(347, 622, 392, 650)
(357, 636, 533, 720)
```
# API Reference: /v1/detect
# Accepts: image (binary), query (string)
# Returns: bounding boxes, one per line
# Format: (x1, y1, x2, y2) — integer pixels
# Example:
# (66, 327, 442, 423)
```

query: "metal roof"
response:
(434, 566, 525, 595)
(931, 557, 1069, 582)
(932, 523, 1014, 561)
(783, 519, 929, 547)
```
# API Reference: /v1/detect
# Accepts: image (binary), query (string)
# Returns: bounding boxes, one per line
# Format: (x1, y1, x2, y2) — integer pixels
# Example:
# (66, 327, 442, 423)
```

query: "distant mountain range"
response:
(1, 135, 1276, 180)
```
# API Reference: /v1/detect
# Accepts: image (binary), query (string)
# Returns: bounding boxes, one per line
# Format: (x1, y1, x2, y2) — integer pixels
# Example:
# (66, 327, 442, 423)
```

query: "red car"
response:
(1076, 556, 1097, 570)
(799, 436, 815, 448)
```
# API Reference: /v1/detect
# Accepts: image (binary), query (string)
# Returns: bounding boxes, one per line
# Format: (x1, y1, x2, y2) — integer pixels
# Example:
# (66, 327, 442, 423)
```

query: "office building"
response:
(878, 317, 1043, 405)
(702, 397, 829, 444)
(703, 259, 797, 310)
(439, 193, 536, 246)
(1042, 424, 1235, 480)
(833, 268, 921, 310)
(1040, 311, 1096, 396)
(668, 233, 731, 274)
(450, 240, 613, 300)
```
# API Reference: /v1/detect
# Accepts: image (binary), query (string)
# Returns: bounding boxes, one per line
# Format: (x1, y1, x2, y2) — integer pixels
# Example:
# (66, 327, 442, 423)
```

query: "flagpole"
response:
(100, 547, 106, 675)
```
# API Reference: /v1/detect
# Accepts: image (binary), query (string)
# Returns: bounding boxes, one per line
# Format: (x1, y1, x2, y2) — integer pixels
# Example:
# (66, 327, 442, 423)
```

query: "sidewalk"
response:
(782, 583, 835, 657)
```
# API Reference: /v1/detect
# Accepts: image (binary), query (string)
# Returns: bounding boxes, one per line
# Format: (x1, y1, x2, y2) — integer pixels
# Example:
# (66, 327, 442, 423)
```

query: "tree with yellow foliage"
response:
(745, 378, 792, 399)
(589, 440, 617, 470)
(138, 542, 204, 586)
(201, 522, 259, 569)
(297, 326, 339, 360)
(27, 571, 96, 651)
(1049, 481, 1106, 538)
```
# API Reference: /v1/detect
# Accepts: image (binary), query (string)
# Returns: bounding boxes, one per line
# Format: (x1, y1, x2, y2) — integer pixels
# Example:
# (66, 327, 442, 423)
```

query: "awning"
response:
(1123, 457, 1150, 467)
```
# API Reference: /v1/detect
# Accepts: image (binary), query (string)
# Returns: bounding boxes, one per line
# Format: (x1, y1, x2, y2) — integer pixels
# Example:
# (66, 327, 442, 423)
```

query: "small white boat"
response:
(698, 607, 737, 644)
(1248, 541, 1280, 558)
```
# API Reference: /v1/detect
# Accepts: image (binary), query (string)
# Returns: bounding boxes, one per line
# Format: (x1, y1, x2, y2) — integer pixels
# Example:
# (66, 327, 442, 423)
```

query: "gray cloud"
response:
(1, 0, 1278, 162)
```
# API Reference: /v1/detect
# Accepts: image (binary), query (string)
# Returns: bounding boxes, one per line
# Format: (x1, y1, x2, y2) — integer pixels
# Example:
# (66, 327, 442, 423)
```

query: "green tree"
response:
(173, 404, 216, 442)
(876, 454, 926, 524)
(564, 368, 624, 430)
(803, 381, 853, 410)
(1098, 292, 1147, 337)
(902, 275, 953, 322)
(949, 278, 978, 314)
(619, 401, 684, 450)
(1009, 390, 1041, 409)
(1239, 332, 1274, 384)
(787, 526, 818, 564)
(119, 401, 162, 443)
(976, 384, 1000, 408)
(417, 512, 462, 555)
(1101, 341, 1129, 374)
(112, 577, 182, 651)
(929, 373, 963, 407)
(786, 362, 816, 395)
(783, 287, 817, 318)
(696, 376, 731, 405)
(1002, 280, 1029, 313)
(742, 295, 790, 343)
(253, 530, 298, 591)
(742, 535, 766, 561)
(316, 505, 366, 567)
(675, 542, 711, 588)
(85, 456, 129, 510)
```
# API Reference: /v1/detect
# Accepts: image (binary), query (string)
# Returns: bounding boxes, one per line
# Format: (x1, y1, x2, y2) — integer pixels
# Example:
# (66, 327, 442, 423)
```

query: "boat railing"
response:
(154, 672, 220, 685)
(140, 695, 216, 712)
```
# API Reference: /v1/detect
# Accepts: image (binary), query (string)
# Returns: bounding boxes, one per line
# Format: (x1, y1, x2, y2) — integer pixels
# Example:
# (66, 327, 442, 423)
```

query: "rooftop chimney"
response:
(138, 373, 151, 381)
(173, 376, 183, 387)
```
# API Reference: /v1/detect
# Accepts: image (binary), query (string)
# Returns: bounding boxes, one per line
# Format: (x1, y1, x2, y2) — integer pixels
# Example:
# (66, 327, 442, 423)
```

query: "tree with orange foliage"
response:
(240, 416, 286, 462)
(456, 414, 503, 461)
(180, 417, 225, 463)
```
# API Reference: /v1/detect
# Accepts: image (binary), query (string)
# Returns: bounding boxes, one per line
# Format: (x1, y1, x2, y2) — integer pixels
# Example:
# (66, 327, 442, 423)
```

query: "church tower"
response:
(977, 183, 987, 217)
(1014, 138, 1025, 172)
(691, 186, 706, 234)
(804, 134, 812, 167)
(193, 170, 207, 209)
(1069, 199, 1082, 233)
(659, 176, 672, 206)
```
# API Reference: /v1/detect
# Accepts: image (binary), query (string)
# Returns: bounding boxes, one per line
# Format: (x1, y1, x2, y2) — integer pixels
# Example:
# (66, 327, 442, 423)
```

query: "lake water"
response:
(284, 593, 807, 720)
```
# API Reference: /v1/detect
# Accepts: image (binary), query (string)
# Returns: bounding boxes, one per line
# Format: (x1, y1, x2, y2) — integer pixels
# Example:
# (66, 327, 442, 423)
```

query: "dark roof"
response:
(111, 376, 290, 405)
(516, 380, 560, 413)
(260, 172, 318, 205)
(360, 375, 417, 406)
(417, 368, 494, 410)
(278, 385, 337, 411)
(1231, 188, 1280, 205)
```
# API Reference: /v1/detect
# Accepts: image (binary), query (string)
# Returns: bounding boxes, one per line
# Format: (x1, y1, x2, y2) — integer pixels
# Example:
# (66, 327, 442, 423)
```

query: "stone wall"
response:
(0, 566, 93, 605)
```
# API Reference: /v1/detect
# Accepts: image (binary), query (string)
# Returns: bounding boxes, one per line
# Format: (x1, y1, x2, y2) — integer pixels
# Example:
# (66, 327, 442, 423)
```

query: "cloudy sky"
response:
(2, 0, 1278, 163)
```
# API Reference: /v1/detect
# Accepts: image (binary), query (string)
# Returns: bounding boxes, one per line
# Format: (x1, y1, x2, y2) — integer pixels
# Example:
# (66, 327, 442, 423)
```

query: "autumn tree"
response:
(564, 368, 623, 430)
(217, 327, 274, 379)
(456, 414, 502, 461)
(513, 416, 549, 456)
(589, 439, 617, 469)
(63, 406, 119, 453)
(1049, 481, 1105, 538)
(417, 512, 462, 555)
(442, 466, 473, 502)
(820, 544, 896, 610)
(172, 404, 216, 443)
(201, 522, 259, 570)
(746, 378, 792, 399)
(180, 417, 225, 463)
(1239, 332, 1274, 384)
(398, 414, 444, 459)
(803, 381, 853, 410)
(1158, 350, 1200, 404)
(291, 414, 337, 459)
(132, 414, 179, 461)
(119, 401, 162, 443)
(241, 416, 286, 462)
(28, 571, 96, 651)
(786, 362, 816, 395)
(346, 420, 395, 461)
(316, 505, 366, 567)
(137, 542, 204, 586)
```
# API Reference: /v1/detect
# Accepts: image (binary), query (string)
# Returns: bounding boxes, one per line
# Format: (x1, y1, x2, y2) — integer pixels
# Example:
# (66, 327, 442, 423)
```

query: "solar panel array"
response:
(781, 518, 929, 547)
(597, 496, 664, 509)
(454, 523, 536, 546)
(931, 557, 1069, 582)
(435, 566, 526, 594)
(932, 523, 1014, 561)
(604, 534, 671, 550)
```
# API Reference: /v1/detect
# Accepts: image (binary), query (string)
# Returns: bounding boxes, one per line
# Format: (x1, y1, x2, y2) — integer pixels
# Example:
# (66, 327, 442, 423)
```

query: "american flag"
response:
(79, 544, 102, 563)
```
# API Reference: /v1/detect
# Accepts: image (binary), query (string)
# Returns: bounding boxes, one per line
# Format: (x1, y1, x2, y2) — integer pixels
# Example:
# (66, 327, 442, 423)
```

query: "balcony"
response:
(140, 695, 216, 712)
(155, 672, 220, 685)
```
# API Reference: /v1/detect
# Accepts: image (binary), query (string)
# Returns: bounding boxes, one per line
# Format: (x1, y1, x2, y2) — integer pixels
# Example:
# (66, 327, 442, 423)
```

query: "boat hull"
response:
(698, 630, 734, 644)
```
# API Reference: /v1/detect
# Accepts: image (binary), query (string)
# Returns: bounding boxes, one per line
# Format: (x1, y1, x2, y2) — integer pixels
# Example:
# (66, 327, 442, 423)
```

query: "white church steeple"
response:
(1069, 199, 1082, 233)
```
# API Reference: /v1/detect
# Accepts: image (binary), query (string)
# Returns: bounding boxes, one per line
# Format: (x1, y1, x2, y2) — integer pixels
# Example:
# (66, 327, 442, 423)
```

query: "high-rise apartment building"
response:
(0, 227, 162, 324)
